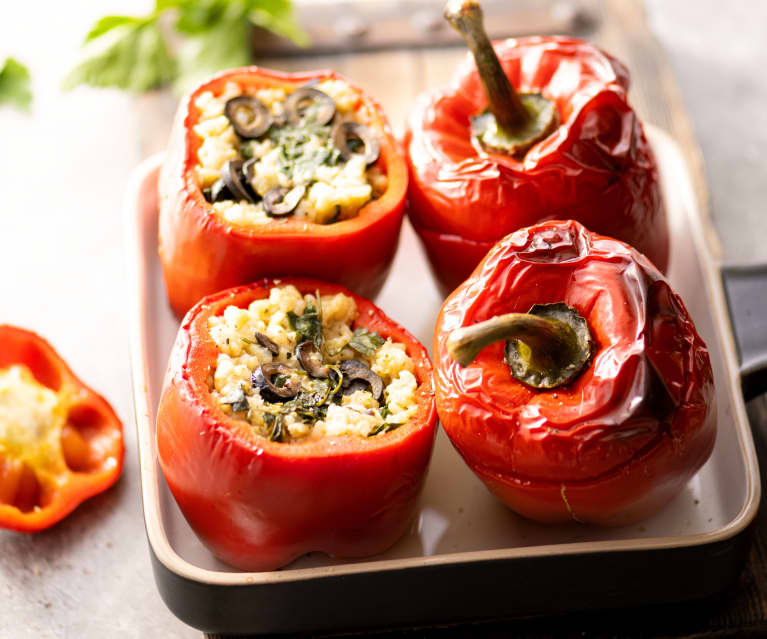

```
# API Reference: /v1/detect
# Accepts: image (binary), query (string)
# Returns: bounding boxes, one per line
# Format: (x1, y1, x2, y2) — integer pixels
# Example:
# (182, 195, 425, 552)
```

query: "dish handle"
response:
(722, 264, 767, 400)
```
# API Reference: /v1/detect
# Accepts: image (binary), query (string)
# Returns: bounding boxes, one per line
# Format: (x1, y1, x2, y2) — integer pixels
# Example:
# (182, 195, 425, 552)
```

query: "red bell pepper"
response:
(433, 220, 716, 526)
(159, 67, 408, 318)
(0, 325, 124, 532)
(156, 278, 437, 570)
(405, 2, 668, 295)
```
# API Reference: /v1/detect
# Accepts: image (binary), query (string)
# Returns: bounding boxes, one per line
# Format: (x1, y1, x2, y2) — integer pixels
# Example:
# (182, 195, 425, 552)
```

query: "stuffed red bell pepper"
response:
(433, 220, 715, 526)
(159, 67, 408, 317)
(0, 325, 124, 532)
(405, 0, 668, 295)
(156, 278, 437, 570)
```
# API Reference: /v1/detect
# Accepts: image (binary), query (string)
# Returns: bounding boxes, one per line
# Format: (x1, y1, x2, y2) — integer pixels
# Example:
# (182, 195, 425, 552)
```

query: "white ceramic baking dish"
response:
(125, 127, 761, 635)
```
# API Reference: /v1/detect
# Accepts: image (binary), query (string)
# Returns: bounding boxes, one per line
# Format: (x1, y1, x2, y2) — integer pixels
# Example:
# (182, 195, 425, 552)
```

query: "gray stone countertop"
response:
(645, 0, 767, 262)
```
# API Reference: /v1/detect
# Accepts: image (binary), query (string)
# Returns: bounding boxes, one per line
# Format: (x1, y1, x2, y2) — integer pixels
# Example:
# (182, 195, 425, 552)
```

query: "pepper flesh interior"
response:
(0, 364, 69, 469)
(0, 365, 70, 510)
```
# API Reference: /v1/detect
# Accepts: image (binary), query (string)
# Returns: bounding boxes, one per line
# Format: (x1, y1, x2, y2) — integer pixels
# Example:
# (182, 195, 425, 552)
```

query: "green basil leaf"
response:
(174, 0, 229, 34)
(291, 388, 329, 422)
(273, 374, 289, 388)
(174, 2, 252, 93)
(367, 421, 403, 438)
(0, 58, 32, 111)
(264, 412, 284, 441)
(247, 0, 309, 47)
(287, 304, 323, 351)
(83, 15, 145, 42)
(348, 328, 385, 357)
(155, 0, 187, 12)
(62, 19, 175, 92)
(240, 140, 257, 160)
(65, 0, 308, 94)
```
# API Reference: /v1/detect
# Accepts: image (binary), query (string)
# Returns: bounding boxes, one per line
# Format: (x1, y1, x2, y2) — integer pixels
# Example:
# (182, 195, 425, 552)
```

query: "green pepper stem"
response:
(448, 304, 593, 389)
(444, 0, 529, 129)
(447, 313, 574, 367)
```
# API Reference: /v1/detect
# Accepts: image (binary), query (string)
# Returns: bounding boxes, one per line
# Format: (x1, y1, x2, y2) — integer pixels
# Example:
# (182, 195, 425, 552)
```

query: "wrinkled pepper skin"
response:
(0, 325, 124, 532)
(405, 37, 669, 295)
(433, 221, 715, 526)
(159, 67, 408, 318)
(156, 278, 437, 570)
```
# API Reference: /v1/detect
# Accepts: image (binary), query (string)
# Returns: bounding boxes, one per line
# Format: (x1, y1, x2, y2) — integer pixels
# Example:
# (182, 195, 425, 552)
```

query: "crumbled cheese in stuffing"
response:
(208, 286, 418, 442)
(192, 79, 387, 226)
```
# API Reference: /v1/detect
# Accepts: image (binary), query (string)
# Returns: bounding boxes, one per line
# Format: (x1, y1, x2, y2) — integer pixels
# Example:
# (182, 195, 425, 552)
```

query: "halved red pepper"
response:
(433, 221, 715, 525)
(159, 67, 408, 318)
(0, 325, 124, 532)
(156, 278, 437, 570)
(405, 8, 668, 295)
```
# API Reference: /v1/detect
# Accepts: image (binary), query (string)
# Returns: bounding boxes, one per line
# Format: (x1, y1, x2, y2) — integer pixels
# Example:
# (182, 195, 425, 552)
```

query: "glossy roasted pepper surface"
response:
(0, 325, 124, 532)
(156, 278, 437, 571)
(433, 221, 715, 526)
(405, 36, 669, 295)
(159, 67, 408, 318)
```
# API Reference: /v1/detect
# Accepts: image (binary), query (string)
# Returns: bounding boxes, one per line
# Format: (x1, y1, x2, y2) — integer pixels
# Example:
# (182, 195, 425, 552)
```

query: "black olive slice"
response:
(263, 185, 306, 217)
(284, 87, 336, 126)
(251, 367, 281, 403)
(221, 160, 256, 203)
(242, 157, 257, 185)
(240, 158, 261, 202)
(341, 379, 371, 397)
(255, 332, 280, 355)
(338, 359, 383, 400)
(296, 341, 330, 378)
(225, 96, 272, 139)
(332, 121, 380, 165)
(209, 179, 233, 203)
(252, 363, 300, 401)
